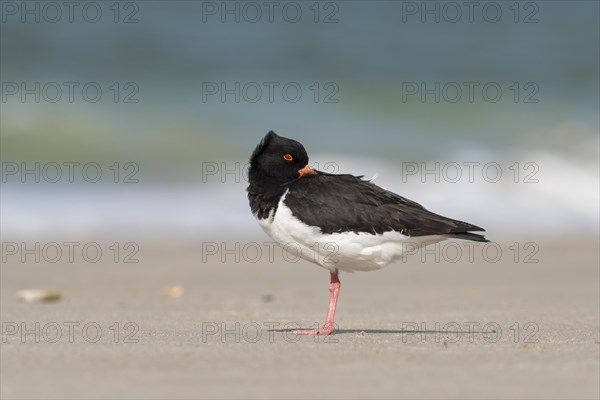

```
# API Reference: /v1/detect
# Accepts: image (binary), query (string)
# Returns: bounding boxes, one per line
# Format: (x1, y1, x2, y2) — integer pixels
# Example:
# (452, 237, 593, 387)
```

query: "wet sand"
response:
(1, 240, 598, 399)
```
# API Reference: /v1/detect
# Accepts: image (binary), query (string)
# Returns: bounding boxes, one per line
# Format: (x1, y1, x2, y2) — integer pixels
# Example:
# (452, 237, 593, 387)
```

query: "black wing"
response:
(284, 173, 488, 242)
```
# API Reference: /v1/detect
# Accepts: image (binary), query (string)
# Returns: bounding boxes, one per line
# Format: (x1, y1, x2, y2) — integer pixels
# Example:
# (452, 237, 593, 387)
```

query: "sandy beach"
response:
(1, 239, 598, 399)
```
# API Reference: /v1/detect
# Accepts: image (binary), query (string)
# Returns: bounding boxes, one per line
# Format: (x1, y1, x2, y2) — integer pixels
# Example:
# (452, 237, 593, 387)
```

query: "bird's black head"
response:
(248, 131, 316, 184)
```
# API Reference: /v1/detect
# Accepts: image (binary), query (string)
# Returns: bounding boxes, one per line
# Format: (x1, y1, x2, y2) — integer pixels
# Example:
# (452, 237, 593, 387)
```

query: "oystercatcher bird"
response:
(247, 131, 488, 335)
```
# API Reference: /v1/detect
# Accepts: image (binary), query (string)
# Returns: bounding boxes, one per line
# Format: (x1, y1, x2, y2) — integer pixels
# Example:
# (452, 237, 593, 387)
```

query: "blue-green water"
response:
(1, 1, 598, 239)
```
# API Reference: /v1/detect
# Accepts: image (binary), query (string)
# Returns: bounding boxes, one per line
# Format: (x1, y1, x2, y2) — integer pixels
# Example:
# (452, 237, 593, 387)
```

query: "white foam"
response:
(1, 149, 597, 241)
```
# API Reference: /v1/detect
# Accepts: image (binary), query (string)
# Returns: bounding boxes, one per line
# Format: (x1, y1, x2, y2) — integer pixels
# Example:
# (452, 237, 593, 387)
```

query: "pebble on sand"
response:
(261, 294, 274, 303)
(16, 289, 61, 303)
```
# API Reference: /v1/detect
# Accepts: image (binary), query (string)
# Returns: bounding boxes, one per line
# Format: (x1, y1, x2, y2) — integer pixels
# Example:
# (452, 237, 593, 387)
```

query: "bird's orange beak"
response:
(298, 165, 317, 177)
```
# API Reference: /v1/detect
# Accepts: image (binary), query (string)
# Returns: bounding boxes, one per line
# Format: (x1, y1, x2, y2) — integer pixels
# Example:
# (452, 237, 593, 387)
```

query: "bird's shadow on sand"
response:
(270, 328, 491, 335)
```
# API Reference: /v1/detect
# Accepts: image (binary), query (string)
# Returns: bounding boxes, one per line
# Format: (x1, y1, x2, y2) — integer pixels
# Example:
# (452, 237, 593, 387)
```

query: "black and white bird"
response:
(247, 131, 488, 335)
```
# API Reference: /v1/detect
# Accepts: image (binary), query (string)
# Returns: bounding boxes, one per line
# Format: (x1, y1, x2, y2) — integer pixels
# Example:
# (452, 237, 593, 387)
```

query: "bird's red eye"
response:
(283, 154, 293, 161)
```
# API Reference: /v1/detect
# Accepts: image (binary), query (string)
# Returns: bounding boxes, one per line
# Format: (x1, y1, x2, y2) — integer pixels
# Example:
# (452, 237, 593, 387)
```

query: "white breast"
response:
(256, 190, 446, 272)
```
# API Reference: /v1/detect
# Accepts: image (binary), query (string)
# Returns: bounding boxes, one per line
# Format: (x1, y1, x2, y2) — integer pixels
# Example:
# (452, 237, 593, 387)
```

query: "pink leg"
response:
(293, 271, 340, 335)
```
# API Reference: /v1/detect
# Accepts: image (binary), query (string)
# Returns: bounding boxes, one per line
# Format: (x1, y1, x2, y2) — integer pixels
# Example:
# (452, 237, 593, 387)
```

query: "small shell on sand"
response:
(17, 289, 61, 303)
(162, 286, 184, 298)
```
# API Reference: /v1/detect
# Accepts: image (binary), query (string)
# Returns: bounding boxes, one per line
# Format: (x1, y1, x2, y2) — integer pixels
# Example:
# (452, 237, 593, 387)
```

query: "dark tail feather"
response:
(446, 232, 489, 242)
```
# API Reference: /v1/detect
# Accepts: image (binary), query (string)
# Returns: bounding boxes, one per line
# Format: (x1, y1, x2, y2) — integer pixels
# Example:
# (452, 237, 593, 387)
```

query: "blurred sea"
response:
(1, 1, 598, 241)
(2, 137, 598, 241)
